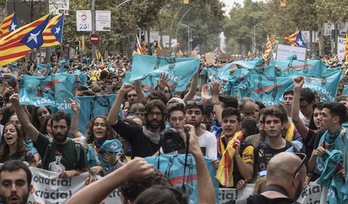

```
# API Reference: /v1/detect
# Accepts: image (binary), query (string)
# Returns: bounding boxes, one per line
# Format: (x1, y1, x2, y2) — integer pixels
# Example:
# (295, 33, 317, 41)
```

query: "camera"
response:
(160, 128, 189, 154)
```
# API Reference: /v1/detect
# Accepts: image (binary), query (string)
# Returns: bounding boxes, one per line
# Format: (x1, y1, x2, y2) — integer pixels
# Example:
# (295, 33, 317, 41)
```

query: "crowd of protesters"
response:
(0, 52, 347, 204)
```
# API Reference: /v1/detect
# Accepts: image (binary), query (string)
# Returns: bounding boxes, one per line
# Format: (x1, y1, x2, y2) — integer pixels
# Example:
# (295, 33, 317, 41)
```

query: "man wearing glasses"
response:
(108, 83, 167, 158)
(185, 101, 217, 159)
(247, 152, 307, 203)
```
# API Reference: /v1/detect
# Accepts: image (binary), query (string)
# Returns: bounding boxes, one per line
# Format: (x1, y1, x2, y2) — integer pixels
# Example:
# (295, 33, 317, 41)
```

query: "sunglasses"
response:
(293, 153, 307, 178)
(186, 101, 203, 107)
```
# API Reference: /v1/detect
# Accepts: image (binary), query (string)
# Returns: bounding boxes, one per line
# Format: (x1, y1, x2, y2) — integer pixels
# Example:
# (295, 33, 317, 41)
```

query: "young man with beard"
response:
(108, 83, 167, 158)
(185, 101, 217, 159)
(216, 107, 254, 189)
(247, 152, 307, 204)
(10, 94, 88, 178)
(0, 161, 33, 204)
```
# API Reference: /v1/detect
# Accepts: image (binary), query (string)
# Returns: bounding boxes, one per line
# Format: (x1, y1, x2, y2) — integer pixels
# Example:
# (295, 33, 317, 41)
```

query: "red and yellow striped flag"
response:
(0, 13, 18, 40)
(0, 14, 49, 66)
(270, 34, 276, 45)
(284, 31, 299, 46)
(345, 34, 348, 62)
(264, 35, 272, 60)
(42, 13, 64, 47)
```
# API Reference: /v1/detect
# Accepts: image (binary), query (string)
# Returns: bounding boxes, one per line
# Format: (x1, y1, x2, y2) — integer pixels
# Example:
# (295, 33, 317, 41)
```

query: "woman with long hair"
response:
(0, 122, 36, 166)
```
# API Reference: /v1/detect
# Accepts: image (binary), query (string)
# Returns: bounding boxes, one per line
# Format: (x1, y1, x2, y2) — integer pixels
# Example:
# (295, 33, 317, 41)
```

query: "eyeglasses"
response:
(186, 101, 203, 107)
(292, 153, 307, 178)
(148, 111, 163, 117)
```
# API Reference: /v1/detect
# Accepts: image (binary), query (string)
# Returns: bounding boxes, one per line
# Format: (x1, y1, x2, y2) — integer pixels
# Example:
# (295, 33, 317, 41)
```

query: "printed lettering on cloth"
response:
(18, 74, 79, 110)
(145, 154, 219, 204)
(130, 54, 199, 92)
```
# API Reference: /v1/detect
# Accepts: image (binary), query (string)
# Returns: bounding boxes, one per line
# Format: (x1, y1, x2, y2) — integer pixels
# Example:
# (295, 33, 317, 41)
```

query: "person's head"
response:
(300, 88, 315, 117)
(119, 170, 170, 204)
(9, 114, 21, 129)
(125, 115, 145, 126)
(310, 102, 324, 130)
(1, 122, 27, 157)
(185, 101, 204, 128)
(262, 106, 286, 138)
(31, 106, 51, 130)
(129, 103, 145, 118)
(50, 111, 71, 143)
(146, 91, 168, 105)
(126, 89, 138, 103)
(168, 103, 186, 131)
(218, 95, 238, 109)
(0, 160, 33, 204)
(337, 95, 348, 110)
(239, 97, 256, 119)
(283, 90, 294, 113)
(155, 85, 172, 102)
(202, 100, 214, 131)
(221, 107, 241, 137)
(241, 116, 258, 137)
(134, 185, 188, 204)
(86, 116, 116, 144)
(39, 115, 53, 137)
(144, 100, 167, 132)
(254, 101, 266, 122)
(258, 109, 266, 137)
(320, 102, 347, 132)
(265, 152, 307, 201)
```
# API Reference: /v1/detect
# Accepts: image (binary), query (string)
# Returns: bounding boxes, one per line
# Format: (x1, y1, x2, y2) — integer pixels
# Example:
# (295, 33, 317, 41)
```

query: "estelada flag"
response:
(42, 13, 64, 47)
(0, 14, 49, 66)
(0, 13, 18, 40)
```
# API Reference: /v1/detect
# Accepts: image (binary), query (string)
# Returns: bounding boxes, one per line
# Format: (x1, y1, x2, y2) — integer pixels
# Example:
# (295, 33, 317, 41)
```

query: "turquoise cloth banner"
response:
(18, 74, 78, 110)
(130, 54, 200, 92)
(230, 58, 264, 69)
(77, 94, 116, 136)
(269, 59, 327, 78)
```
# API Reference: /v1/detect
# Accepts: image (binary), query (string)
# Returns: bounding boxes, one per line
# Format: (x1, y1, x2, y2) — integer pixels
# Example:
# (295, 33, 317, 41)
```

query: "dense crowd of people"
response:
(0, 53, 347, 204)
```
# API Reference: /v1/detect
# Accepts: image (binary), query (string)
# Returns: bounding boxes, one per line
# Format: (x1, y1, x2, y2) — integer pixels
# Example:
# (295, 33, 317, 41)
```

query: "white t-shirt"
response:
(198, 131, 217, 159)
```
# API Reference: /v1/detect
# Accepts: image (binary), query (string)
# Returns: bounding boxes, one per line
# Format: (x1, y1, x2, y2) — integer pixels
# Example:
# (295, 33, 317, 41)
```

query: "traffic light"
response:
(74, 41, 80, 51)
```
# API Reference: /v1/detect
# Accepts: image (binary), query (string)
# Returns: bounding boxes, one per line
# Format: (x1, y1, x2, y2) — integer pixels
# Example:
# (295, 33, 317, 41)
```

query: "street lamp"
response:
(179, 23, 191, 55)
(252, 22, 263, 54)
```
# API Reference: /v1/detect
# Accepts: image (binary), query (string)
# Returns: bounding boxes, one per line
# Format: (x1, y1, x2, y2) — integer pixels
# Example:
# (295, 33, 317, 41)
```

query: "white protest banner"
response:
(149, 31, 159, 43)
(276, 44, 307, 60)
(324, 22, 335, 36)
(76, 10, 92, 31)
(337, 37, 346, 62)
(96, 10, 111, 31)
(49, 0, 69, 15)
(27, 168, 325, 204)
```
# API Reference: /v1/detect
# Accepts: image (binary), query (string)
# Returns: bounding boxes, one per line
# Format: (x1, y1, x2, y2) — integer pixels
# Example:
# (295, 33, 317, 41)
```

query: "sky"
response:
(220, 0, 265, 14)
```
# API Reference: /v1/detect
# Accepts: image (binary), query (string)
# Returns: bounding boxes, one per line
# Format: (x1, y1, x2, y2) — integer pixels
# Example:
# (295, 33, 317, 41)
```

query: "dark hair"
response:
(0, 160, 32, 188)
(31, 106, 51, 130)
(119, 170, 170, 202)
(0, 122, 28, 162)
(186, 101, 204, 114)
(51, 111, 71, 129)
(300, 88, 315, 104)
(146, 91, 168, 105)
(168, 102, 186, 116)
(222, 107, 241, 122)
(255, 101, 266, 111)
(218, 95, 238, 109)
(242, 116, 258, 137)
(134, 185, 188, 204)
(262, 106, 286, 124)
(283, 90, 294, 97)
(86, 116, 117, 144)
(322, 102, 347, 124)
(144, 100, 168, 130)
(39, 115, 52, 135)
(337, 95, 348, 103)
(274, 104, 289, 123)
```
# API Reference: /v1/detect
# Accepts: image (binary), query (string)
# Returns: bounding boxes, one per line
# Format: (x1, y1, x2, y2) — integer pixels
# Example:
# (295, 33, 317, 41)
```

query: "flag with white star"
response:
(295, 31, 307, 48)
(0, 14, 49, 66)
(0, 13, 18, 40)
(42, 13, 64, 47)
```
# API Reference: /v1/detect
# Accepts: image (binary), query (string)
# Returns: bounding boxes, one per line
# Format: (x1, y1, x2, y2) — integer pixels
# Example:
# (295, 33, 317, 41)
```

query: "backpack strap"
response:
(42, 138, 53, 168)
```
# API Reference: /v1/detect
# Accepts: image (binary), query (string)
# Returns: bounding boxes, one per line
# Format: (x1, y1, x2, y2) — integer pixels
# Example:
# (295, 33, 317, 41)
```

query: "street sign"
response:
(90, 34, 100, 44)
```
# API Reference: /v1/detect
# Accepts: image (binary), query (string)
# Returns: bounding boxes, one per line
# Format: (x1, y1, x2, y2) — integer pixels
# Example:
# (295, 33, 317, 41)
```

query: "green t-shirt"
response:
(34, 133, 87, 172)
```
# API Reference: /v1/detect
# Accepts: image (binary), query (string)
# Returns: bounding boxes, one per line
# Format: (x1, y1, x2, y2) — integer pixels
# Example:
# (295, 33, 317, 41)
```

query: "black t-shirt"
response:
(247, 195, 298, 204)
(112, 120, 161, 158)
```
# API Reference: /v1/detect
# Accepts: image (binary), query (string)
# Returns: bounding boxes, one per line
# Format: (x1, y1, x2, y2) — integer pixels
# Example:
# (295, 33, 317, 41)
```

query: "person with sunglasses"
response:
(185, 100, 217, 159)
(246, 152, 307, 204)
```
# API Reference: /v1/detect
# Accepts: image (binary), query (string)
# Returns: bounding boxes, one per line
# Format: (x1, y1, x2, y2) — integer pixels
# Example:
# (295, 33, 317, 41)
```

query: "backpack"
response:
(42, 138, 81, 170)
